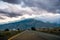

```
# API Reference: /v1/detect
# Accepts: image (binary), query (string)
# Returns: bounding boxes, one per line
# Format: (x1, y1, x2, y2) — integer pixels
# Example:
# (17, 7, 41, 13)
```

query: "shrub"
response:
(4, 29, 9, 31)
(31, 27, 36, 31)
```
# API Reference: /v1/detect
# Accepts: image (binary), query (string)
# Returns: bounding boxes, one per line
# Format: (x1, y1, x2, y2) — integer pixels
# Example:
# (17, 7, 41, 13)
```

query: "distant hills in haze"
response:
(0, 19, 60, 30)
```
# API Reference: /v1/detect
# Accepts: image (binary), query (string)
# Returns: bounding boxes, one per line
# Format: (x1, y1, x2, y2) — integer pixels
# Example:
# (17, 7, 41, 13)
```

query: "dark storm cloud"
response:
(2, 0, 60, 13)
(0, 10, 22, 17)
(2, 0, 21, 4)
(0, 0, 60, 24)
(22, 0, 60, 13)
(1, 0, 60, 14)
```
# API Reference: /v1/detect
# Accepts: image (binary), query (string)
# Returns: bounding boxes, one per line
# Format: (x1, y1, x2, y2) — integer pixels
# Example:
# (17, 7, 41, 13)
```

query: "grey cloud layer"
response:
(2, 0, 21, 4)
(0, 10, 22, 17)
(0, 0, 60, 22)
(1, 0, 60, 14)
(2, 0, 60, 13)
(0, 16, 5, 19)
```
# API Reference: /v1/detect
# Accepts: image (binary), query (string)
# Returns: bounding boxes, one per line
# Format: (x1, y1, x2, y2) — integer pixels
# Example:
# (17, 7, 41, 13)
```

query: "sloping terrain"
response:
(0, 19, 58, 30)
(0, 19, 56, 30)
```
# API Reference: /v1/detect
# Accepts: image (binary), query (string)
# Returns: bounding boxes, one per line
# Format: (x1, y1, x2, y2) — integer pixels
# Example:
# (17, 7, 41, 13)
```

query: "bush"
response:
(17, 28, 20, 31)
(4, 29, 9, 31)
(31, 27, 36, 31)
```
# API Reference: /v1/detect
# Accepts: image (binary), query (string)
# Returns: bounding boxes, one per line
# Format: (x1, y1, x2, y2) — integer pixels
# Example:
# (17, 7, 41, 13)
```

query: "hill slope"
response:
(0, 19, 59, 30)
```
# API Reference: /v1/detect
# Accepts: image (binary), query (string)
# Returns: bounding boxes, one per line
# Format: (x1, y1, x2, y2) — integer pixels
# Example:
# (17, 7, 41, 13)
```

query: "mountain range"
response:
(0, 19, 60, 30)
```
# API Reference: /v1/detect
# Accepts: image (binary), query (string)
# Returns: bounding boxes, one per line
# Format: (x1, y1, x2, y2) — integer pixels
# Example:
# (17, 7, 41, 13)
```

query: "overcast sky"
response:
(0, 0, 60, 24)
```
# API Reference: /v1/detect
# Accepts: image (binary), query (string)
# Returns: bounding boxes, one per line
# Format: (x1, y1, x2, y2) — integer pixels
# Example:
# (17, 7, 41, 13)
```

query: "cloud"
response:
(2, 0, 60, 13)
(0, 16, 5, 19)
(0, 1, 41, 17)
(0, 1, 30, 17)
(0, 13, 60, 24)
(0, 0, 60, 24)
(2, 0, 21, 4)
(0, 14, 36, 24)
(35, 13, 60, 23)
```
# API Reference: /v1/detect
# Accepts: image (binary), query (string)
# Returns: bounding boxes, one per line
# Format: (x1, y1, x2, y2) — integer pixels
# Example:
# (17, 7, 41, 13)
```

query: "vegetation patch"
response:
(36, 27, 60, 36)
(0, 29, 23, 40)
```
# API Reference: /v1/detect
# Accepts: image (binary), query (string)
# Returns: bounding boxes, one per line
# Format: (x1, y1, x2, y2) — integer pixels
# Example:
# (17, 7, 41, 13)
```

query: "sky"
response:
(0, 0, 60, 24)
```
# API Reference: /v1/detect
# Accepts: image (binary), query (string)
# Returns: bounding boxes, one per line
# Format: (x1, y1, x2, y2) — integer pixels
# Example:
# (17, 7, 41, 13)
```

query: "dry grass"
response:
(0, 30, 21, 39)
(37, 27, 60, 36)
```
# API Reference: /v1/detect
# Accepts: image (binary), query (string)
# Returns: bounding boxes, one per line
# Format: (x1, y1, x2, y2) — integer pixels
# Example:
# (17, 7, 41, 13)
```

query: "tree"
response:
(4, 29, 9, 31)
(17, 28, 20, 31)
(31, 27, 36, 31)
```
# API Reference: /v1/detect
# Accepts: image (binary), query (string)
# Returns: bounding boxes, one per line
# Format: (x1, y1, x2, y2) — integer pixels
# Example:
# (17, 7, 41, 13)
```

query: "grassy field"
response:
(0, 27, 60, 40)
(0, 30, 22, 40)
(36, 27, 60, 36)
